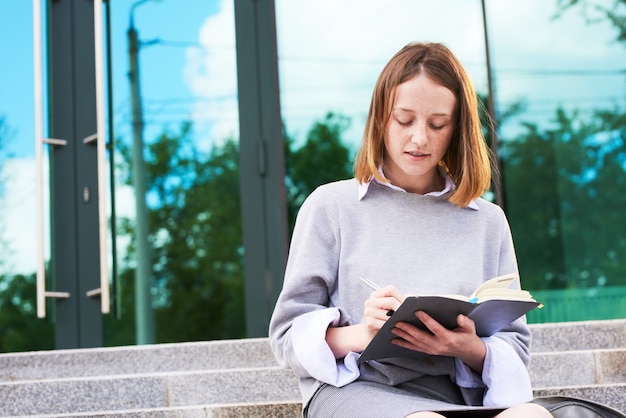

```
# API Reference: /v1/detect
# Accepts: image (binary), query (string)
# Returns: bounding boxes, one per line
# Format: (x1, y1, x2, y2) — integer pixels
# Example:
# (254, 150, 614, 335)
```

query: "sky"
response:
(0, 0, 625, 274)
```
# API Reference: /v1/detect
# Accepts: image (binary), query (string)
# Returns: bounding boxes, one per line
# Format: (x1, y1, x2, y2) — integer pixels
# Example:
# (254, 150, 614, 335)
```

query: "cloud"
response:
(0, 158, 49, 275)
(268, 1, 490, 148)
(181, 0, 626, 152)
(182, 0, 495, 150)
(183, 0, 239, 149)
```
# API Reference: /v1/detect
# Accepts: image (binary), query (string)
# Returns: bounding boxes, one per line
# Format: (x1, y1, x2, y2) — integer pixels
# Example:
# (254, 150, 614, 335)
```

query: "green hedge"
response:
(527, 286, 626, 323)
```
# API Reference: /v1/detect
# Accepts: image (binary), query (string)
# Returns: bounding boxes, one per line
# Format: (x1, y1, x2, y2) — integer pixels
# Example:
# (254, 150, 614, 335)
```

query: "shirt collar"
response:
(357, 166, 480, 210)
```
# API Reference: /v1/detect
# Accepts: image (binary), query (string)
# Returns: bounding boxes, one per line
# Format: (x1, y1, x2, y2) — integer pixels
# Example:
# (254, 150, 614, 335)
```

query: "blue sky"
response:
(1, 0, 625, 274)
(0, 0, 223, 158)
(0, 0, 35, 157)
(2, 0, 626, 158)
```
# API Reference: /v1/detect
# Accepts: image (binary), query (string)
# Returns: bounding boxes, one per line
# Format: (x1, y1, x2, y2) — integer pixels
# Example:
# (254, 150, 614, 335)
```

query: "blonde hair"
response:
(353, 42, 494, 207)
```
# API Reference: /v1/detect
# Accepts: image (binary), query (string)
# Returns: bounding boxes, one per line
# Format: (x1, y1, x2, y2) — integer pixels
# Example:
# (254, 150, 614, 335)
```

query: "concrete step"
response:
(0, 319, 623, 416)
(2, 344, 623, 392)
(529, 347, 626, 387)
(529, 319, 626, 352)
(9, 385, 626, 417)
(0, 367, 301, 417)
(1, 348, 624, 417)
(1, 319, 624, 384)
(0, 338, 276, 383)
(7, 402, 303, 418)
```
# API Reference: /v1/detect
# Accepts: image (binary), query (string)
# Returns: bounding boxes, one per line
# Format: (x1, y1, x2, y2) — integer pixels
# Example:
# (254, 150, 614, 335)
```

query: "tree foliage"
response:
(0, 274, 54, 352)
(285, 112, 353, 231)
(110, 122, 245, 344)
(501, 106, 626, 290)
(105, 112, 355, 345)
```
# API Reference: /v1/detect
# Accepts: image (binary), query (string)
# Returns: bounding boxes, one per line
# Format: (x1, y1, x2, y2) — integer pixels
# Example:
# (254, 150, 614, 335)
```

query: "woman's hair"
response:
(353, 41, 494, 207)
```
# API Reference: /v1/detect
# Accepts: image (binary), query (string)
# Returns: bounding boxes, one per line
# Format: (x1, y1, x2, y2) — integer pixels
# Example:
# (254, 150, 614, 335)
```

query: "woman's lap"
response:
(306, 378, 505, 418)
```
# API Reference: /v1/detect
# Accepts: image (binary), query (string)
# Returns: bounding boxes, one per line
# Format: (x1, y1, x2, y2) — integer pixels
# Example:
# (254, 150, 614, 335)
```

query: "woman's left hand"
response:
(390, 311, 487, 373)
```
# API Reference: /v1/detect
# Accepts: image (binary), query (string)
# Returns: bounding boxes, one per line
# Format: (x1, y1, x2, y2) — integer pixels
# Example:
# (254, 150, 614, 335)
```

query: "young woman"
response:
(269, 42, 552, 418)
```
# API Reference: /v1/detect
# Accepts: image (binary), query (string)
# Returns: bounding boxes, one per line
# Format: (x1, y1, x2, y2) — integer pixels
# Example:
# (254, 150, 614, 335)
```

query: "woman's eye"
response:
(397, 119, 412, 126)
(430, 124, 446, 130)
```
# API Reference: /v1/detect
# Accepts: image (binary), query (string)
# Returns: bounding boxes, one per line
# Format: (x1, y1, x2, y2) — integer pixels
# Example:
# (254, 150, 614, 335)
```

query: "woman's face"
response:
(383, 73, 456, 194)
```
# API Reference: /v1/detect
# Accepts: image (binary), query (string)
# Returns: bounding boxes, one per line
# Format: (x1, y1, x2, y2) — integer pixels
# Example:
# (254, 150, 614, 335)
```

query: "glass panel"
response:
(276, 0, 626, 324)
(488, 0, 626, 322)
(275, 0, 490, 228)
(0, 0, 54, 352)
(104, 0, 243, 345)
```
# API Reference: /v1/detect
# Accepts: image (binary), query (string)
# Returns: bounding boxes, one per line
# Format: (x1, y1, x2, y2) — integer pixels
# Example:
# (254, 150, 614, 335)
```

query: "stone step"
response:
(2, 344, 624, 388)
(0, 367, 301, 417)
(2, 347, 625, 417)
(10, 385, 626, 417)
(2, 402, 304, 418)
(529, 348, 626, 388)
(529, 319, 626, 352)
(0, 338, 275, 383)
(1, 319, 624, 384)
(0, 320, 623, 416)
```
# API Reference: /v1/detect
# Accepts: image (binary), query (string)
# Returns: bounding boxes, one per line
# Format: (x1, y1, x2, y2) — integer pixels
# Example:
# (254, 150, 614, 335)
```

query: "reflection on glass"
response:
(276, 0, 626, 323)
(275, 0, 488, 228)
(488, 0, 626, 322)
(105, 0, 243, 346)
(0, 0, 54, 352)
(276, 0, 487, 153)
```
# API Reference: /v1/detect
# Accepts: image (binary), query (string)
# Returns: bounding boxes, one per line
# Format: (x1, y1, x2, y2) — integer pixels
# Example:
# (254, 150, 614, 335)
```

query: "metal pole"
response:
(128, 20, 155, 344)
(481, 0, 504, 208)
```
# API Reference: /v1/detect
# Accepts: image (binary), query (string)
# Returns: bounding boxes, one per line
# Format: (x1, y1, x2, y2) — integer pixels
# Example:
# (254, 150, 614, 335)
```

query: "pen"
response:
(359, 277, 395, 316)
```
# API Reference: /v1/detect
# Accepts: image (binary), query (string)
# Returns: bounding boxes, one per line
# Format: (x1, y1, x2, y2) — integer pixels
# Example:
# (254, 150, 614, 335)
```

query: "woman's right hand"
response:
(362, 285, 405, 340)
(325, 285, 404, 359)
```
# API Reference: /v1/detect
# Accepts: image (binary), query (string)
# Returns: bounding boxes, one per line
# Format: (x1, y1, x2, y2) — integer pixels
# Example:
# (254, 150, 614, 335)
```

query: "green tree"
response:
(0, 273, 54, 352)
(285, 112, 353, 231)
(500, 121, 566, 290)
(150, 133, 245, 342)
(110, 122, 245, 344)
(501, 106, 626, 290)
(110, 112, 355, 344)
(500, 1, 626, 293)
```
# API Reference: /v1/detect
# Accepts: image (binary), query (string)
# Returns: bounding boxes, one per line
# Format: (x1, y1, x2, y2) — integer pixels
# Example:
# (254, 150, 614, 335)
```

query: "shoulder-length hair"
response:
(353, 42, 494, 208)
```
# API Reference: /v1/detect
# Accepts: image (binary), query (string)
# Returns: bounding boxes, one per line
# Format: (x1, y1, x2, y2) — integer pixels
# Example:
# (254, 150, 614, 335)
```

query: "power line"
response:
(496, 68, 626, 76)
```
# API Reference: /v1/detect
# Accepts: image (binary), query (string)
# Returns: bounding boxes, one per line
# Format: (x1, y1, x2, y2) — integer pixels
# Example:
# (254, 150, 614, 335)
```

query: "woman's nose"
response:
(409, 123, 427, 145)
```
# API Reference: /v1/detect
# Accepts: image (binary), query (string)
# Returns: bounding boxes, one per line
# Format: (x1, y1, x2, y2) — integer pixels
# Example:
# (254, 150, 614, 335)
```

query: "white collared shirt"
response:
(357, 166, 480, 210)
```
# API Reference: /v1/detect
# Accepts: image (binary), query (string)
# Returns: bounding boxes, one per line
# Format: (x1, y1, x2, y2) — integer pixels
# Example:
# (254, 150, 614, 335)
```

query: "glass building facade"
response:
(0, 0, 624, 352)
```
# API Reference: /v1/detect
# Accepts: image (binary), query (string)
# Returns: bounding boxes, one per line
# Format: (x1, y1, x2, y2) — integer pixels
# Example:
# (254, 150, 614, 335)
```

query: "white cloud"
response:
(0, 158, 49, 275)
(182, 0, 491, 149)
(0, 155, 138, 276)
(488, 0, 623, 62)
(274, 0, 488, 147)
(181, 0, 626, 147)
(183, 0, 239, 149)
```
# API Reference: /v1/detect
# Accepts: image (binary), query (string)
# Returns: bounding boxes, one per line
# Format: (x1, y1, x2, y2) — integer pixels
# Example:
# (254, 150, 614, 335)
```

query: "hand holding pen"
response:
(360, 277, 398, 317)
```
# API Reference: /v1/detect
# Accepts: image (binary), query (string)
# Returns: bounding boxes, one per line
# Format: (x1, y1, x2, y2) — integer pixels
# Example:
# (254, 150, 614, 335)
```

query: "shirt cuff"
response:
(454, 356, 484, 388)
(480, 337, 534, 407)
(291, 307, 361, 387)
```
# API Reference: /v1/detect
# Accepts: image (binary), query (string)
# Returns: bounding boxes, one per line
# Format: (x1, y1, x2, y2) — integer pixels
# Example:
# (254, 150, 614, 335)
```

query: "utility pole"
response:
(128, 5, 155, 345)
(481, 0, 504, 209)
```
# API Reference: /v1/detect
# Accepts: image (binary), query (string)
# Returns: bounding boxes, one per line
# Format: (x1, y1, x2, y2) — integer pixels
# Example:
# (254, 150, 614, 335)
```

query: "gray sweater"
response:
(269, 179, 532, 410)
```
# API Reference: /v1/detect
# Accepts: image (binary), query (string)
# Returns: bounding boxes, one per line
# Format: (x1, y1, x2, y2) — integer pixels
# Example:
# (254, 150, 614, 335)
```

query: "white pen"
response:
(359, 276, 380, 290)
(359, 277, 395, 316)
